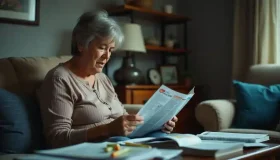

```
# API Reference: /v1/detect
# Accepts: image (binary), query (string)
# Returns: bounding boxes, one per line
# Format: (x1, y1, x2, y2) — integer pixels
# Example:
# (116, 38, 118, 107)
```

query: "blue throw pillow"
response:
(232, 80, 280, 130)
(0, 89, 44, 154)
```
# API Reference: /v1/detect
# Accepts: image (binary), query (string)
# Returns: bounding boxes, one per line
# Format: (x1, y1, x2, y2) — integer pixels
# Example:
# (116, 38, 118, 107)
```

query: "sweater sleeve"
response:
(38, 76, 88, 148)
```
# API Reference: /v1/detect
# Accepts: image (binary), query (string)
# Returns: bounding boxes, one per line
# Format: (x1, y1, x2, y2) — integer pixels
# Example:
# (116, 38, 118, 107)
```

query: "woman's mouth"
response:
(96, 62, 105, 68)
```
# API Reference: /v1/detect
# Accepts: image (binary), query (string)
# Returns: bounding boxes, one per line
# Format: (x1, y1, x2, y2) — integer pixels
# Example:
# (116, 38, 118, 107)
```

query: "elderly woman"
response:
(37, 11, 178, 148)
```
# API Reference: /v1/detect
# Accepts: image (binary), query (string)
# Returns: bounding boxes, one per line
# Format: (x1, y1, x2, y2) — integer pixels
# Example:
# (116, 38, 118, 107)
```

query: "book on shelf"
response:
(197, 131, 270, 143)
(121, 133, 244, 158)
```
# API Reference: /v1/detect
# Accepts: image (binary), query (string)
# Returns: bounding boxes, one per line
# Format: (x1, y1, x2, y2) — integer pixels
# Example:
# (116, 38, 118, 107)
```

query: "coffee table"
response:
(181, 143, 280, 160)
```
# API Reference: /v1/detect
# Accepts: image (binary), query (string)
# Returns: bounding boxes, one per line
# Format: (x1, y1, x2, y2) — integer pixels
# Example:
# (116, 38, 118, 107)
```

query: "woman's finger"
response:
(126, 125, 136, 132)
(172, 116, 178, 122)
(127, 120, 143, 126)
(125, 114, 144, 121)
(168, 120, 176, 128)
(126, 130, 133, 136)
(161, 127, 171, 134)
(164, 123, 173, 131)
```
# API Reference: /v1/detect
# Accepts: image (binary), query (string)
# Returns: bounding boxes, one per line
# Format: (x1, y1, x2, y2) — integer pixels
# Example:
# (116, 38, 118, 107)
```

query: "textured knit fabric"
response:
(37, 64, 127, 148)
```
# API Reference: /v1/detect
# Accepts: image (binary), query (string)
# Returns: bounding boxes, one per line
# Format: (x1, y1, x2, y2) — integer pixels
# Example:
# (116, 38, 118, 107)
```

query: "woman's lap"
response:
(106, 131, 168, 142)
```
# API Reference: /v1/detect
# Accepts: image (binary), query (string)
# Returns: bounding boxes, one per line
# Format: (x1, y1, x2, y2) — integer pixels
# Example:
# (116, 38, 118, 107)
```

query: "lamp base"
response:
(114, 54, 144, 85)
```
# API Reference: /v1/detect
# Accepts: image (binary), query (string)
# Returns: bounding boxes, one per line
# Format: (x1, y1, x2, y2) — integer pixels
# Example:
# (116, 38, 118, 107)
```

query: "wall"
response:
(0, 0, 100, 58)
(0, 0, 178, 85)
(177, 0, 234, 99)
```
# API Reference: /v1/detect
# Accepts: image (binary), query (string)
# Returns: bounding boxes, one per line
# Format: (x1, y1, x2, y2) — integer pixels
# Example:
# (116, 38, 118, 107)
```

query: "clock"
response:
(148, 69, 161, 85)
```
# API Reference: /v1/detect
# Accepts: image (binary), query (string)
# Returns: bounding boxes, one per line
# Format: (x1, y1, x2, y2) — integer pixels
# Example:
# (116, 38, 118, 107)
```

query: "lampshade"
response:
(120, 23, 146, 53)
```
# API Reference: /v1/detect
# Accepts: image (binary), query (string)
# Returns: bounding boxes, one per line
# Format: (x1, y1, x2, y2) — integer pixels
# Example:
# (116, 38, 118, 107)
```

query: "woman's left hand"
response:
(162, 116, 178, 134)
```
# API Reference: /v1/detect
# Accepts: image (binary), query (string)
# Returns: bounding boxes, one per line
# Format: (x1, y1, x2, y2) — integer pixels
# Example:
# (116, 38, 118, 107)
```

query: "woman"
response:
(37, 11, 178, 149)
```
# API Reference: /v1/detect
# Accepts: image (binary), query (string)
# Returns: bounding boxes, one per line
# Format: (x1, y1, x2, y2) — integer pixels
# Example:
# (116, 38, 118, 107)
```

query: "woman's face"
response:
(80, 37, 115, 74)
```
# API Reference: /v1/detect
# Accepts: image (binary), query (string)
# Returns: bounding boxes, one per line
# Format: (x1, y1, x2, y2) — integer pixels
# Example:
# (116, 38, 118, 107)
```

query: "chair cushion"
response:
(9, 56, 71, 95)
(0, 59, 20, 93)
(232, 80, 280, 130)
(0, 89, 44, 154)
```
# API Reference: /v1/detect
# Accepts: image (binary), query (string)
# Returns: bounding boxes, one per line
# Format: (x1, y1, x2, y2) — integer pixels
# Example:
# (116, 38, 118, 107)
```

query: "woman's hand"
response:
(107, 114, 144, 136)
(162, 116, 178, 134)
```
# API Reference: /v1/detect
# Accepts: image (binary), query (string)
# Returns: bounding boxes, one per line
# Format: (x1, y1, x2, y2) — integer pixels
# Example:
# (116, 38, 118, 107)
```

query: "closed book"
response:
(197, 131, 269, 143)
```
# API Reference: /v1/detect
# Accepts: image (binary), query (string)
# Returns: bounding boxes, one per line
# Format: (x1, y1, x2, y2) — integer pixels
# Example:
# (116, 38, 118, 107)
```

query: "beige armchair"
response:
(195, 64, 280, 142)
(0, 56, 144, 160)
(0, 56, 143, 113)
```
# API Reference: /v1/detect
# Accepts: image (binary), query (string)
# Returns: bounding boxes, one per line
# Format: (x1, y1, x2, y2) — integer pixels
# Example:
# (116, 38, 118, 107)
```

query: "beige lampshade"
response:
(120, 23, 146, 53)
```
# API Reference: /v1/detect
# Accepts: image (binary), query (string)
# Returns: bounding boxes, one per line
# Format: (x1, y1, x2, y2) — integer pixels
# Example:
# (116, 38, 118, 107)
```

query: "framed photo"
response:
(0, 0, 40, 25)
(160, 65, 178, 84)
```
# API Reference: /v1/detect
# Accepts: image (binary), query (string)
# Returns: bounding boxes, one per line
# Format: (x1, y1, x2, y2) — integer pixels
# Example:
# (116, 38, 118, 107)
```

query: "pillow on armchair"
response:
(232, 80, 280, 130)
(0, 89, 44, 154)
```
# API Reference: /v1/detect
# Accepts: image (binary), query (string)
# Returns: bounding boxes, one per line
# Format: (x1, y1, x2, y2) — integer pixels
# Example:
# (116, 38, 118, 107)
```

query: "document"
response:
(16, 142, 183, 160)
(121, 133, 244, 158)
(128, 85, 194, 138)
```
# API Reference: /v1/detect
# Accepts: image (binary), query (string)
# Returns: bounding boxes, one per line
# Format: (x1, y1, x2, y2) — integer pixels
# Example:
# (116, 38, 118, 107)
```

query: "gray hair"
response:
(71, 10, 124, 56)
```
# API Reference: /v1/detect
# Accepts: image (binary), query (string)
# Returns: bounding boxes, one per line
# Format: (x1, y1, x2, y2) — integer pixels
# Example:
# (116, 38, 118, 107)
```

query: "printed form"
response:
(129, 85, 194, 138)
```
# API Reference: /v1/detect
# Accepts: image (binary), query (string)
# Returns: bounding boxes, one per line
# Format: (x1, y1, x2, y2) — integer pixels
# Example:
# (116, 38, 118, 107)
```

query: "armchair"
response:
(195, 64, 280, 142)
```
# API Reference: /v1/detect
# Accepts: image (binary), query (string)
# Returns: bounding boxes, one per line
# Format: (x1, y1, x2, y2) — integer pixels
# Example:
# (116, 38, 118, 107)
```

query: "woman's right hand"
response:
(107, 114, 144, 136)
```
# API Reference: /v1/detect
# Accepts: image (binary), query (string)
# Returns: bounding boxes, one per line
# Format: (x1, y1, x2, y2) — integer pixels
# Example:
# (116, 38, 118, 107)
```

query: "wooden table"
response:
(181, 143, 280, 160)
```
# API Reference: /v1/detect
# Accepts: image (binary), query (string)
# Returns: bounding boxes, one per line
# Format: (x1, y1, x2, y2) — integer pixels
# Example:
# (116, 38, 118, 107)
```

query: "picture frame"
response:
(160, 65, 178, 84)
(0, 0, 40, 26)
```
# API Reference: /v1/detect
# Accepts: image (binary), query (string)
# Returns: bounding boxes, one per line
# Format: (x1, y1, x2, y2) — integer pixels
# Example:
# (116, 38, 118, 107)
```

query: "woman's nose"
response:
(103, 50, 111, 59)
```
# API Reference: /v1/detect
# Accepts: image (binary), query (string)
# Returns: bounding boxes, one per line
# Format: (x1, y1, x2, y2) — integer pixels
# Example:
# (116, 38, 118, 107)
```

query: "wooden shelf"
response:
(145, 45, 188, 53)
(106, 4, 191, 24)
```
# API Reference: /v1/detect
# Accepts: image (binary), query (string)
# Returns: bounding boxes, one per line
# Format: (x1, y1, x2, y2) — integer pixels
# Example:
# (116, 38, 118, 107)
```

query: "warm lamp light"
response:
(120, 23, 146, 53)
(114, 23, 146, 85)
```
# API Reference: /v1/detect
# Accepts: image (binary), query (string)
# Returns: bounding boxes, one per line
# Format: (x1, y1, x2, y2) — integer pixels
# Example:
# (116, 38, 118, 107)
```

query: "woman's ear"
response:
(78, 44, 84, 53)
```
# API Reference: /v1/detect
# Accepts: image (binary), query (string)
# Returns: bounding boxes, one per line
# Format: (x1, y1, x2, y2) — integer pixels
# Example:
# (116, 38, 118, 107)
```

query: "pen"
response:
(111, 148, 130, 158)
(124, 142, 152, 148)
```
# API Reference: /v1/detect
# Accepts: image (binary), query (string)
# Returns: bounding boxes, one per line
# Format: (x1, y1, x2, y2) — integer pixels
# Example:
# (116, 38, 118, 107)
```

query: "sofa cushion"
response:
(0, 59, 20, 93)
(9, 56, 71, 95)
(232, 80, 280, 130)
(0, 89, 44, 154)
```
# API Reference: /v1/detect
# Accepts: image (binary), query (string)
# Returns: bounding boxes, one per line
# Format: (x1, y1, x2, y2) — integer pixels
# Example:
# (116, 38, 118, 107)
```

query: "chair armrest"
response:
(123, 104, 144, 114)
(195, 99, 236, 131)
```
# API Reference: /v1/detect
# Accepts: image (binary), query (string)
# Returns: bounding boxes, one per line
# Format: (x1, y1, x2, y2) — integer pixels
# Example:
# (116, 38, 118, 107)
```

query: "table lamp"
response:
(114, 23, 146, 85)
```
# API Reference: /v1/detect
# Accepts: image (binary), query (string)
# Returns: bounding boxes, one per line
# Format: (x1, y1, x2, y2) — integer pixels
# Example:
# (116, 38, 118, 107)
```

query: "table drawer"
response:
(132, 90, 156, 104)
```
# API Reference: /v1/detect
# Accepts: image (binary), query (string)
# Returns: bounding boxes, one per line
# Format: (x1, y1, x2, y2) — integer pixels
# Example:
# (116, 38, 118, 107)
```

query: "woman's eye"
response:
(110, 48, 115, 52)
(99, 46, 106, 50)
